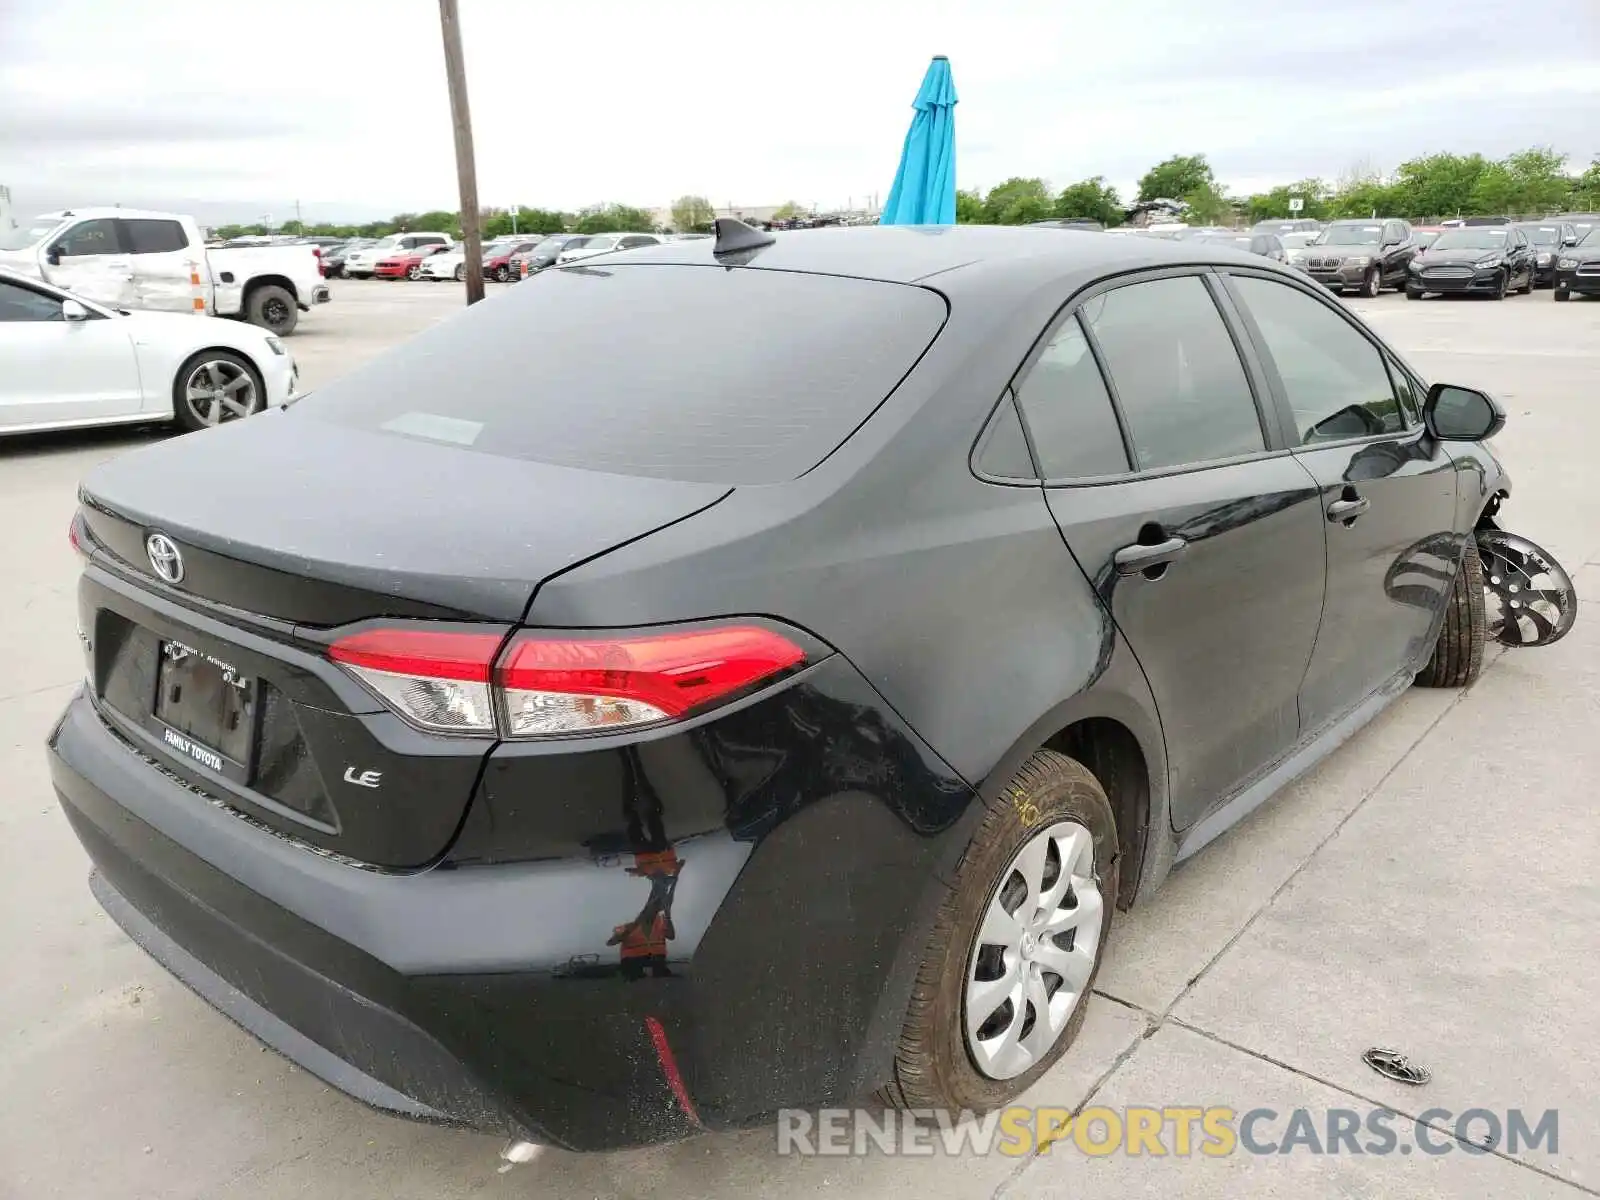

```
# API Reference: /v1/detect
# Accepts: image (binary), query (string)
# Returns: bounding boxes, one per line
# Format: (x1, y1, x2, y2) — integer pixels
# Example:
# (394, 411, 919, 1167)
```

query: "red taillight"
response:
(327, 624, 806, 738)
(68, 514, 87, 557)
(497, 626, 806, 736)
(329, 628, 503, 735)
(329, 628, 501, 681)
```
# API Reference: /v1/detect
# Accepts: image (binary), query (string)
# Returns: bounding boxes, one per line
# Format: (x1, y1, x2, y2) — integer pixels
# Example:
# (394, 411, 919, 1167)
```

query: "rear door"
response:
(1222, 270, 1459, 732)
(1019, 270, 1327, 829)
(119, 217, 197, 313)
(0, 278, 145, 430)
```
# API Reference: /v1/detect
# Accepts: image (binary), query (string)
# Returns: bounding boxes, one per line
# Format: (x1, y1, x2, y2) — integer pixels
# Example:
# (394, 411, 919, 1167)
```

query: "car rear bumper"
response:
(48, 653, 976, 1150)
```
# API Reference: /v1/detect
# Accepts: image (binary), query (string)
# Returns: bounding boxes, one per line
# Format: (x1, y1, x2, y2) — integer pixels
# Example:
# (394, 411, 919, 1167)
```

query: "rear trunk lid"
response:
(76, 415, 728, 868)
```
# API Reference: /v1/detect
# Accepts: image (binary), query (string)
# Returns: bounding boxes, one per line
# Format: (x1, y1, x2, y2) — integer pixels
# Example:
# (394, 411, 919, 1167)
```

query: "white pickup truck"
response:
(0, 207, 330, 335)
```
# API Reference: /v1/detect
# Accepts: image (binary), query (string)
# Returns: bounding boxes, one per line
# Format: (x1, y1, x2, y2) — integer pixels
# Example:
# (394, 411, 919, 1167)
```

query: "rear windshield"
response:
(294, 264, 948, 484)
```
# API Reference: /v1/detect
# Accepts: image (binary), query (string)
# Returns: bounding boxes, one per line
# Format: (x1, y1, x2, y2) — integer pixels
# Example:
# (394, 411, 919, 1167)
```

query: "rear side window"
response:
(1014, 313, 1129, 478)
(296, 265, 948, 484)
(1230, 275, 1402, 443)
(122, 219, 187, 254)
(974, 392, 1036, 480)
(1081, 275, 1265, 471)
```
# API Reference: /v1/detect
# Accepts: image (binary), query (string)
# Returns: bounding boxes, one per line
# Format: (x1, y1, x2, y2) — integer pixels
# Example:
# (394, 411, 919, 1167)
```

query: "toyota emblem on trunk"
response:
(146, 534, 185, 584)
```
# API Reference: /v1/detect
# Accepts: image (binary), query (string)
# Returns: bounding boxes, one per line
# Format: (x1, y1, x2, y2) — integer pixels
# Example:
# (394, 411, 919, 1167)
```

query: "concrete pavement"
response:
(2, 281, 1597, 1199)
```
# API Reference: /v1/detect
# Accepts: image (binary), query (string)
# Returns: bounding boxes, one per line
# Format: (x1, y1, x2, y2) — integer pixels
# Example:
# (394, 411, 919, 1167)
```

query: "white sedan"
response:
(417, 249, 469, 282)
(0, 268, 296, 437)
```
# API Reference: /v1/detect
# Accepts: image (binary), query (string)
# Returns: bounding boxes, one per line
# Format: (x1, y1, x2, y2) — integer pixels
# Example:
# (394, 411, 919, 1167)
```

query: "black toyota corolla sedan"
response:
(50, 223, 1512, 1153)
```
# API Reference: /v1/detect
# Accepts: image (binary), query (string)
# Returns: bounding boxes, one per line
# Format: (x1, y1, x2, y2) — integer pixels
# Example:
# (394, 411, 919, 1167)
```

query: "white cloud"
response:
(2, 0, 1596, 221)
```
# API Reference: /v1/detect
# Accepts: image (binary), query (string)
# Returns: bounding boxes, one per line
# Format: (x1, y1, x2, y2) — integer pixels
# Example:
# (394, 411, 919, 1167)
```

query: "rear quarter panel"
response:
(524, 262, 1170, 844)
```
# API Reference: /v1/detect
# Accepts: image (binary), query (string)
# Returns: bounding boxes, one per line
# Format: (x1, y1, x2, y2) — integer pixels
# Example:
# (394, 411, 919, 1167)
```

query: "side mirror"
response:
(1424, 383, 1505, 442)
(1565, 235, 1579, 246)
(60, 299, 89, 322)
(46, 245, 63, 266)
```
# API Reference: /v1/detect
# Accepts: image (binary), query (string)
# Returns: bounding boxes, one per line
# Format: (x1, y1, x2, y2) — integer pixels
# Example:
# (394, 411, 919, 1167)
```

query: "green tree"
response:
(954, 188, 985, 224)
(1469, 163, 1518, 216)
(1181, 181, 1233, 225)
(670, 195, 715, 233)
(408, 209, 461, 235)
(1244, 178, 1330, 224)
(1327, 180, 1401, 219)
(1571, 157, 1600, 210)
(573, 204, 657, 234)
(1388, 153, 1489, 219)
(1501, 147, 1570, 214)
(1054, 176, 1123, 226)
(1137, 154, 1214, 202)
(771, 201, 805, 222)
(983, 177, 1053, 224)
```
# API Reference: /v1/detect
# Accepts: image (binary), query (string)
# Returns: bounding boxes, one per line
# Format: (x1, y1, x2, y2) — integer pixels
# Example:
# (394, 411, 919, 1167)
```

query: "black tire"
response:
(1360, 266, 1381, 298)
(494, 266, 509, 282)
(454, 263, 466, 282)
(245, 283, 298, 335)
(1406, 286, 1423, 300)
(172, 350, 265, 433)
(1554, 288, 1570, 302)
(406, 265, 422, 281)
(1416, 542, 1486, 688)
(1518, 267, 1534, 295)
(1490, 270, 1508, 301)
(880, 750, 1119, 1112)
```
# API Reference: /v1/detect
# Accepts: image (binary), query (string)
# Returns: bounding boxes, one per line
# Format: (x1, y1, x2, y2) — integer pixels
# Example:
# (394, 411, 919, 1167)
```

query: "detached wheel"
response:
(881, 750, 1117, 1111)
(173, 350, 265, 432)
(1360, 266, 1381, 298)
(1416, 541, 1486, 688)
(245, 284, 297, 335)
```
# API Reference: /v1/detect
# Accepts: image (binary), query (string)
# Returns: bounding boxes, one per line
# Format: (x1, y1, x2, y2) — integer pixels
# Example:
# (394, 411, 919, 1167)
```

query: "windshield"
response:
(1519, 227, 1560, 246)
(578, 235, 620, 251)
(1319, 225, 1383, 246)
(1412, 231, 1439, 248)
(1582, 228, 1600, 246)
(1430, 229, 1509, 251)
(1282, 232, 1318, 248)
(1199, 235, 1254, 249)
(0, 218, 66, 252)
(554, 237, 589, 252)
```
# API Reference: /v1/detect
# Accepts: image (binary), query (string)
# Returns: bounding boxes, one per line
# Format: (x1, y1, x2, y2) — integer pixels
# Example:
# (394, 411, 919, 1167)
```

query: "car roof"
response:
(585, 224, 1291, 293)
(33, 207, 185, 223)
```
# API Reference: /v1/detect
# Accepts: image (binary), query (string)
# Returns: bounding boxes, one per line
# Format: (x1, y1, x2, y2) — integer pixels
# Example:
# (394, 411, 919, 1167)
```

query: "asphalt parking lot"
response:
(4, 279, 1599, 1199)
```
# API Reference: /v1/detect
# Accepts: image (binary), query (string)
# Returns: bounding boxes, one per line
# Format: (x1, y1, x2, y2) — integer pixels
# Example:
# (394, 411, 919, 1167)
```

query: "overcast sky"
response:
(2, 0, 1597, 224)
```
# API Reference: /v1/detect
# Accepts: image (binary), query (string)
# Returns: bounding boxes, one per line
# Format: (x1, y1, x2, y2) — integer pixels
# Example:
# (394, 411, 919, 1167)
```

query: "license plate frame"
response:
(153, 639, 259, 779)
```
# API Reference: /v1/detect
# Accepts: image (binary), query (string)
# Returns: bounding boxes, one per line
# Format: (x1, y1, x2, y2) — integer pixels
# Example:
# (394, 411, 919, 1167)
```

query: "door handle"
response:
(1327, 496, 1370, 523)
(1113, 536, 1188, 575)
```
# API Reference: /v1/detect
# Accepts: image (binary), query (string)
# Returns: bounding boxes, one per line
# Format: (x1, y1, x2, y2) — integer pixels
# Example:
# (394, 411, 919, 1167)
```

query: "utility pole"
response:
(438, 0, 485, 304)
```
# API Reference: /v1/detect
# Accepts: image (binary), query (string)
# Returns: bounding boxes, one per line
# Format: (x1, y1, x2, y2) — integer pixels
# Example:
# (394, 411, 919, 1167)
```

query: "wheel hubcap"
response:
(965, 820, 1103, 1081)
(1478, 530, 1576, 647)
(184, 361, 257, 426)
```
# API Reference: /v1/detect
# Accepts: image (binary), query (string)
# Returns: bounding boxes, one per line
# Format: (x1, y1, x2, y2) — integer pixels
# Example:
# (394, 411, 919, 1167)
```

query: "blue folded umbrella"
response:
(880, 56, 958, 226)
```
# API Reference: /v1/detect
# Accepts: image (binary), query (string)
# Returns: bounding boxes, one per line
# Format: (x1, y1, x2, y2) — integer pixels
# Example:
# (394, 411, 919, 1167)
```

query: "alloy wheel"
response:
(184, 360, 259, 426)
(260, 295, 291, 328)
(964, 820, 1103, 1081)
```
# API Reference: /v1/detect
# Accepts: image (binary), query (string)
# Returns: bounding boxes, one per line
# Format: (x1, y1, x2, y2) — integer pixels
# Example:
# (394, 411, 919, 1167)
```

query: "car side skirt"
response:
(1172, 667, 1413, 865)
